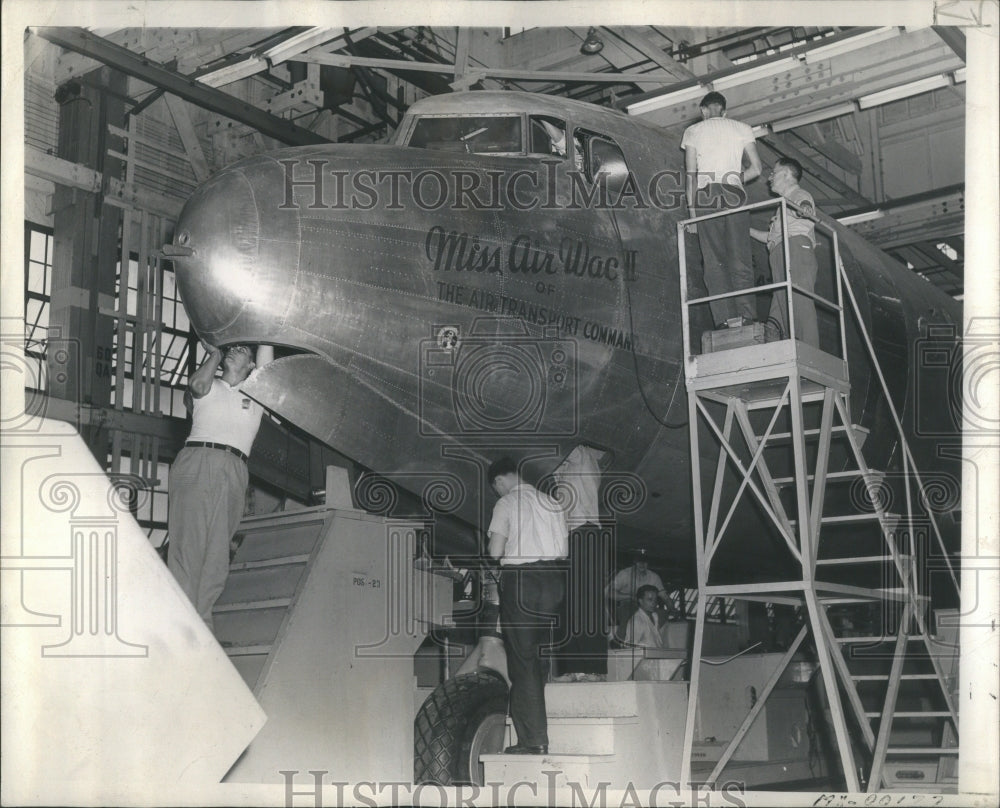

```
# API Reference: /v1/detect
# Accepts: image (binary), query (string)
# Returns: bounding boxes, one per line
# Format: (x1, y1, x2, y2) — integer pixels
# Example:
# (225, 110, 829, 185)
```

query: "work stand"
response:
(676, 203, 959, 793)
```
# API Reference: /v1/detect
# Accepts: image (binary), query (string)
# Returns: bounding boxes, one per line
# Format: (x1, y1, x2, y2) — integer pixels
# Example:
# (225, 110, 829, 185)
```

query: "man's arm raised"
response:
(255, 344, 274, 368)
(189, 339, 222, 398)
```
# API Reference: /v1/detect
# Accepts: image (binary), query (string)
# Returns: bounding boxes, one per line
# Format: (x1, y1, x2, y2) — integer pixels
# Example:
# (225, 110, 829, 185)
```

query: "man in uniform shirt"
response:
(750, 157, 820, 347)
(487, 456, 569, 755)
(681, 91, 763, 327)
(168, 341, 273, 629)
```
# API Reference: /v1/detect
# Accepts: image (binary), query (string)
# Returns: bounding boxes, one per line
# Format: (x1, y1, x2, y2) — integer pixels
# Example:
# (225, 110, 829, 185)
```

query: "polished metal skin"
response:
(168, 91, 962, 573)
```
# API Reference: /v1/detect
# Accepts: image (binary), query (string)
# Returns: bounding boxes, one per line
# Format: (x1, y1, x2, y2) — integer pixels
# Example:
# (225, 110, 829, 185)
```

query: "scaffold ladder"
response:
(675, 200, 959, 793)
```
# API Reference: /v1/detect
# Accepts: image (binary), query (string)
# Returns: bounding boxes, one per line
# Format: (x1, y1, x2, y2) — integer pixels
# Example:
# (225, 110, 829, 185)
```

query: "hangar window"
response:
(24, 222, 54, 388)
(112, 255, 194, 420)
(406, 115, 523, 155)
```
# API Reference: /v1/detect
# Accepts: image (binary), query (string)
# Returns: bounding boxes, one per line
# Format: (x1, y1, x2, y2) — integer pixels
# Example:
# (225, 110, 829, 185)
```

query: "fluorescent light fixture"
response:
(803, 28, 900, 63)
(711, 57, 797, 91)
(936, 242, 959, 260)
(837, 209, 884, 225)
(198, 27, 343, 87)
(954, 67, 966, 83)
(264, 27, 341, 65)
(751, 124, 771, 137)
(198, 56, 267, 87)
(770, 102, 857, 133)
(626, 84, 706, 116)
(858, 74, 951, 109)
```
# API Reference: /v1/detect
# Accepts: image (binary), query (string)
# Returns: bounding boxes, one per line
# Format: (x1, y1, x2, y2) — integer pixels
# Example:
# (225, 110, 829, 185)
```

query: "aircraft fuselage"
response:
(169, 91, 962, 569)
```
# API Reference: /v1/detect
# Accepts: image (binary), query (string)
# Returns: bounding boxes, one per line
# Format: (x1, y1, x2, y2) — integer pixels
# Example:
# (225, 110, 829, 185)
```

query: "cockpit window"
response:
(576, 129, 630, 192)
(529, 116, 567, 156)
(528, 115, 584, 170)
(407, 115, 523, 154)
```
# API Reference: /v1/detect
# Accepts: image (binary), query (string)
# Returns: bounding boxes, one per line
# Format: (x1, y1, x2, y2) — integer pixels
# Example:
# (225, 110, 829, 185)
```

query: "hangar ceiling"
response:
(25, 25, 966, 296)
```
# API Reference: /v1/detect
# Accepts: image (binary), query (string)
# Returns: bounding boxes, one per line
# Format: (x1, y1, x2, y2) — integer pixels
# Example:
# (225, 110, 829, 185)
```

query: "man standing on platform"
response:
(168, 341, 273, 630)
(681, 91, 763, 328)
(750, 157, 820, 347)
(487, 457, 569, 755)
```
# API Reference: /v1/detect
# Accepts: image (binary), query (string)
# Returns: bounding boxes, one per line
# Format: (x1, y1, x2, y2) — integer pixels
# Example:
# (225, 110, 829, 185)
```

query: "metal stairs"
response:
(479, 657, 820, 790)
(210, 504, 450, 783)
(678, 359, 959, 792)
(213, 508, 329, 690)
(480, 680, 687, 790)
(676, 201, 960, 793)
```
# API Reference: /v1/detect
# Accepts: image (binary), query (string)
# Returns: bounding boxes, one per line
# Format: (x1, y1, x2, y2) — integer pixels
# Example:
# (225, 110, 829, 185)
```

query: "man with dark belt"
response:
(487, 456, 568, 755)
(167, 341, 273, 629)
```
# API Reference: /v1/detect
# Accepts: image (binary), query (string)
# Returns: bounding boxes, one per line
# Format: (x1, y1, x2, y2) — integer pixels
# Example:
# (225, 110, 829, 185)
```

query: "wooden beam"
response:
(604, 26, 695, 81)
(798, 124, 863, 175)
(760, 134, 872, 207)
(469, 65, 667, 85)
(297, 49, 669, 85)
(25, 146, 184, 219)
(932, 26, 966, 61)
(521, 41, 594, 71)
(27, 393, 188, 441)
(33, 27, 330, 147)
(174, 28, 287, 75)
(107, 124, 194, 163)
(29, 393, 314, 496)
(452, 27, 472, 90)
(24, 146, 102, 193)
(164, 95, 211, 182)
(299, 50, 457, 74)
(914, 242, 964, 279)
(24, 30, 51, 73)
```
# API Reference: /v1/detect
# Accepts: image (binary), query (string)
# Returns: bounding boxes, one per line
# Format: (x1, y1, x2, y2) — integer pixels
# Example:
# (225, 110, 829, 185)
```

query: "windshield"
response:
(406, 115, 523, 155)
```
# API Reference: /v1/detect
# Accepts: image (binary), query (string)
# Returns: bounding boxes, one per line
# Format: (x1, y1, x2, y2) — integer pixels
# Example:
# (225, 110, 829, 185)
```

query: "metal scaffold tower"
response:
(676, 199, 960, 793)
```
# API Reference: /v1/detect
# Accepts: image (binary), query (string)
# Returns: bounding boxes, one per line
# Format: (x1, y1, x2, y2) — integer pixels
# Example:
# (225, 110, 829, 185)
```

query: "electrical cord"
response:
(608, 207, 688, 429)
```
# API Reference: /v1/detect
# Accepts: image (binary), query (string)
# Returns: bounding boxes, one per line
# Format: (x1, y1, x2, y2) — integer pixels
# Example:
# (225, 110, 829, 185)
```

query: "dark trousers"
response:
(694, 183, 754, 325)
(499, 564, 566, 747)
(768, 236, 819, 347)
(556, 524, 611, 674)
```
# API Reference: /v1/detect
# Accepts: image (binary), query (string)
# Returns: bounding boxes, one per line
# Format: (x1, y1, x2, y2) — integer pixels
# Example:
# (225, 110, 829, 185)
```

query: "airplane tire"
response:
(414, 668, 509, 785)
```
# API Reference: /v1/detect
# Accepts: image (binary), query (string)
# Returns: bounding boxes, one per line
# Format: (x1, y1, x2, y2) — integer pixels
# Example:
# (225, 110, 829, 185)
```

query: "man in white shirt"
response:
(606, 548, 667, 634)
(681, 91, 763, 327)
(167, 341, 273, 629)
(487, 456, 568, 755)
(750, 157, 820, 347)
(623, 585, 665, 649)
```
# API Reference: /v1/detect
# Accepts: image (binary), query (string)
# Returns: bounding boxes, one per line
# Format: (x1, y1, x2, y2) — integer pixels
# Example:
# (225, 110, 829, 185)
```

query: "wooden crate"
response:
(701, 322, 769, 353)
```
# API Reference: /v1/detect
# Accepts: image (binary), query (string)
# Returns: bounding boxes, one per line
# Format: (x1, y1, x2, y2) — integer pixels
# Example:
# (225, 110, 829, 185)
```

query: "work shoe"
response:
(504, 744, 548, 755)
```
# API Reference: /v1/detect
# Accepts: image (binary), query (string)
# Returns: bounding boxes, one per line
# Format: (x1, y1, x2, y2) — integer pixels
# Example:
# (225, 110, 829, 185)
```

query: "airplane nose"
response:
(169, 167, 261, 336)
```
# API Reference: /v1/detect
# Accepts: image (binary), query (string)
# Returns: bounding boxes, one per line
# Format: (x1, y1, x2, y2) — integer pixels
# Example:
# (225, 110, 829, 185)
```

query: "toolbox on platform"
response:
(701, 321, 769, 353)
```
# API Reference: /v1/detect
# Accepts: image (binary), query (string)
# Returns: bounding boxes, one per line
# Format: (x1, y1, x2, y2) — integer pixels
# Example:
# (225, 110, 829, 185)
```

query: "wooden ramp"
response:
(1, 418, 265, 802)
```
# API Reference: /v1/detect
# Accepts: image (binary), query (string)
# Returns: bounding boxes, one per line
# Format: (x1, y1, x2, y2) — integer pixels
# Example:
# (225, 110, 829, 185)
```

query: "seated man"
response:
(622, 585, 665, 649)
(606, 548, 667, 637)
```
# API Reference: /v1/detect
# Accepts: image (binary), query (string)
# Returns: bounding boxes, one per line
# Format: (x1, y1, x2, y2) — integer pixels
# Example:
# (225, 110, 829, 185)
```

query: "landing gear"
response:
(414, 668, 509, 785)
